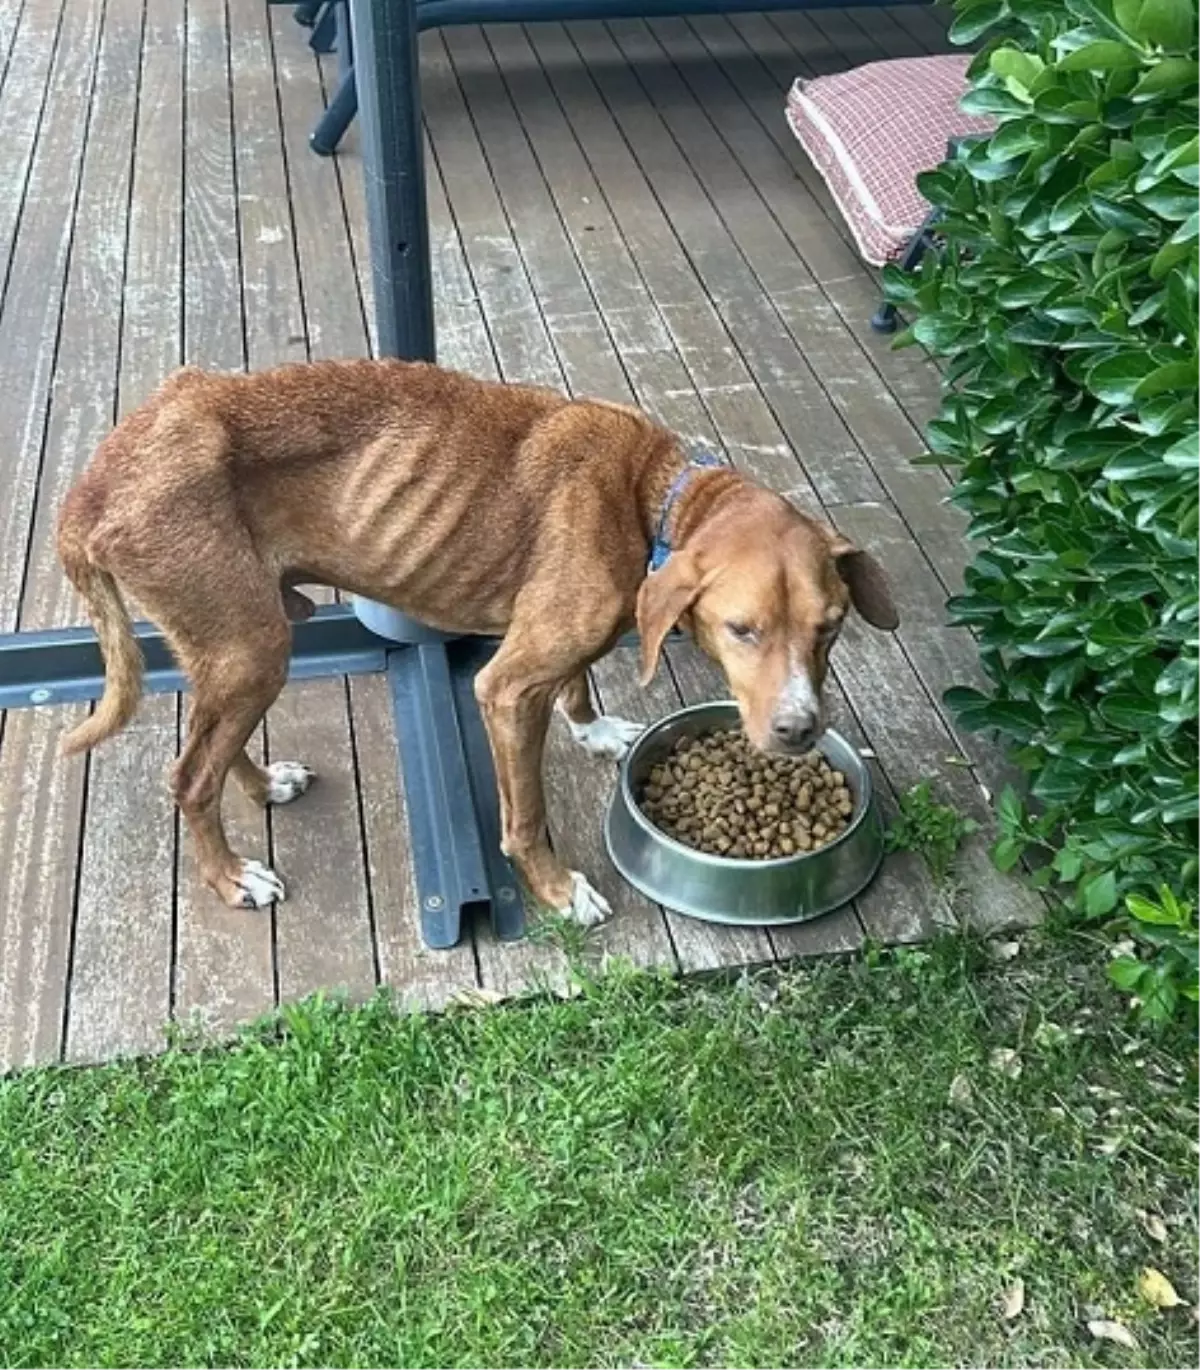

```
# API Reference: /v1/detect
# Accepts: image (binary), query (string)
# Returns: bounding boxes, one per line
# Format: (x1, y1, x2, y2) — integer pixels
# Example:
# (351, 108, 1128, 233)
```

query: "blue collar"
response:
(648, 453, 725, 573)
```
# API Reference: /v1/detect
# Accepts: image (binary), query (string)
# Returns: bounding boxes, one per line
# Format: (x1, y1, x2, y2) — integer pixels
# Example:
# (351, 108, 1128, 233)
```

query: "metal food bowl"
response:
(605, 701, 883, 926)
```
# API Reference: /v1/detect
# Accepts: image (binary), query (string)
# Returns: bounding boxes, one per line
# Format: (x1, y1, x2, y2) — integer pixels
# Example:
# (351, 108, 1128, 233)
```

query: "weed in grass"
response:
(886, 778, 980, 885)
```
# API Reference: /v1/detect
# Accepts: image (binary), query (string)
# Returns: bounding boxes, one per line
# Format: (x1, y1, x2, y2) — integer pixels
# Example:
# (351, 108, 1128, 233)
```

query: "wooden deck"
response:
(0, 1, 1041, 1072)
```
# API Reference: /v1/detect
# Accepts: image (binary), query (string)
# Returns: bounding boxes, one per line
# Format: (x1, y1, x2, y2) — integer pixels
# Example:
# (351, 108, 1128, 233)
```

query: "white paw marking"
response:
(559, 871, 611, 926)
(567, 714, 644, 761)
(234, 859, 286, 908)
(265, 761, 314, 805)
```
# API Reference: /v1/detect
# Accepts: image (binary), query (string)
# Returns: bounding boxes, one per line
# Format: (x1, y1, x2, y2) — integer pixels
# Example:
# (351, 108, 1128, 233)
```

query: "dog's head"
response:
(636, 491, 898, 753)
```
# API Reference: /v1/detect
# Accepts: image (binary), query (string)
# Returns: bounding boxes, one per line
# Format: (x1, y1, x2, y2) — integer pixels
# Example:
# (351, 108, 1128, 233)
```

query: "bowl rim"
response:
(618, 701, 875, 871)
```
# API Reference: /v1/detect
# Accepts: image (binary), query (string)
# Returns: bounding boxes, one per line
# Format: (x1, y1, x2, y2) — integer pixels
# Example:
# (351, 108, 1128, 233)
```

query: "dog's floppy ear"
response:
(830, 536, 899, 631)
(636, 553, 703, 686)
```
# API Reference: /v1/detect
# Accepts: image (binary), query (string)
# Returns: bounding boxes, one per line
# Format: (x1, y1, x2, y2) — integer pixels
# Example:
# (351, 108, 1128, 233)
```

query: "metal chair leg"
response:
(309, 1, 338, 53)
(310, 64, 358, 155)
(871, 208, 941, 334)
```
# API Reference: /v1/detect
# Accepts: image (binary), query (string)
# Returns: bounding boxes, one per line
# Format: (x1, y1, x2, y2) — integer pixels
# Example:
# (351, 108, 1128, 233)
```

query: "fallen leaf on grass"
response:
(989, 1047, 1023, 1079)
(949, 1073, 973, 1107)
(988, 939, 1021, 962)
(447, 987, 507, 1008)
(1140, 1211, 1168, 1243)
(1138, 1266, 1182, 1309)
(1033, 1020, 1070, 1048)
(999, 1278, 1025, 1320)
(1087, 1319, 1139, 1349)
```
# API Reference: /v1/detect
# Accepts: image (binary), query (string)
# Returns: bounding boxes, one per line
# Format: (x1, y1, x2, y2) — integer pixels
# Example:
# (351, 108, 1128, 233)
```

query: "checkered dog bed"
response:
(786, 54, 996, 268)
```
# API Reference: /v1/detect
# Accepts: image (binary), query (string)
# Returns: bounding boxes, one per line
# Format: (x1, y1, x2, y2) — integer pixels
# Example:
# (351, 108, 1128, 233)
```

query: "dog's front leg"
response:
(475, 656, 611, 927)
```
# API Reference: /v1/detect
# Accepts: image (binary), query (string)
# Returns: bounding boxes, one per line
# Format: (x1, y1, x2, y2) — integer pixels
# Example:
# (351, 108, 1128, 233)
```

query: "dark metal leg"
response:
(309, 65, 358, 156)
(309, 1, 338, 53)
(349, 0, 501, 950)
(349, 0, 433, 360)
(293, 0, 324, 26)
(335, 0, 353, 77)
(873, 208, 942, 333)
(450, 639, 525, 942)
(388, 647, 492, 950)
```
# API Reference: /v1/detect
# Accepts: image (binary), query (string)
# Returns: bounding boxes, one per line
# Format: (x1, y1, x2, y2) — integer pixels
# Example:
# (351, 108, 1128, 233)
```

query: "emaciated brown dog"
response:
(58, 360, 898, 925)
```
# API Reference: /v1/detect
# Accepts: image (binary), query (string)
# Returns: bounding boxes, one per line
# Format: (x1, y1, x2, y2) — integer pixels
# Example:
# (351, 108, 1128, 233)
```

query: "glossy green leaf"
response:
(1133, 56, 1200, 96)
(1086, 350, 1162, 403)
(1163, 432, 1200, 467)
(1060, 39, 1144, 71)
(1113, 0, 1196, 51)
(991, 46, 1046, 86)
(1082, 868, 1120, 915)
(950, 0, 1009, 44)
(1162, 793, 1200, 822)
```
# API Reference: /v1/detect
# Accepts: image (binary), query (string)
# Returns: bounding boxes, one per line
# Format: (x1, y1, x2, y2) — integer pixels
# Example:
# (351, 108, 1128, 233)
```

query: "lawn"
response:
(0, 936, 1195, 1369)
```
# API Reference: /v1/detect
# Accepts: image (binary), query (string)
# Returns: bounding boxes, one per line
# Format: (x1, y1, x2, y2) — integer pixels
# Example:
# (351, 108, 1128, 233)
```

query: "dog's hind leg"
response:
(556, 672, 644, 761)
(170, 622, 293, 908)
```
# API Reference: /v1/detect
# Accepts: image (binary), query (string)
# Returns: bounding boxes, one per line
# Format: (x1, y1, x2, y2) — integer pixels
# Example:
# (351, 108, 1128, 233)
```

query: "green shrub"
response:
(888, 0, 1198, 1020)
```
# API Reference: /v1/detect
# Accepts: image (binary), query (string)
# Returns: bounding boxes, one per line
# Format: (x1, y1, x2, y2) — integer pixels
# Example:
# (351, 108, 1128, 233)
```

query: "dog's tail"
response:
(58, 544, 143, 757)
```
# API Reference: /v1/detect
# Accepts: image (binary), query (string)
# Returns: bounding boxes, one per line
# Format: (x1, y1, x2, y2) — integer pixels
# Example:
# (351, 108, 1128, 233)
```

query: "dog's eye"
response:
(726, 621, 759, 645)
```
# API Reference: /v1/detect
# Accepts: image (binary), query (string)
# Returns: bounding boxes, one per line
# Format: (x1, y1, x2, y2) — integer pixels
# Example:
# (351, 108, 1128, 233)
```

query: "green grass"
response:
(1, 938, 1195, 1369)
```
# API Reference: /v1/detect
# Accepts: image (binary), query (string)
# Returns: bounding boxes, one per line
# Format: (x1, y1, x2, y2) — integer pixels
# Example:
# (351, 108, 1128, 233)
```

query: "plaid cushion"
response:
(785, 55, 995, 267)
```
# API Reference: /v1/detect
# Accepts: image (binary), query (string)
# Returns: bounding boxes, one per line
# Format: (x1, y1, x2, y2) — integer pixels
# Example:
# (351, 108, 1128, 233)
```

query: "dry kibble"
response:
(639, 726, 855, 860)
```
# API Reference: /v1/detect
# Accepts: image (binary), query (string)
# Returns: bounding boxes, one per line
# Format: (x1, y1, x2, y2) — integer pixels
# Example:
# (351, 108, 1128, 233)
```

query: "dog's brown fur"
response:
(58, 359, 898, 921)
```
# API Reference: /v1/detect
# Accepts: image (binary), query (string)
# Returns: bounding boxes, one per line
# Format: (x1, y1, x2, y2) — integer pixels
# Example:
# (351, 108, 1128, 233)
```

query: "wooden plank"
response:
(0, 0, 144, 1069)
(644, 14, 946, 455)
(18, 0, 142, 633)
(676, 16, 859, 276)
(182, 0, 242, 368)
(848, 5, 925, 59)
(268, 679, 377, 1004)
(229, 0, 307, 373)
(270, 5, 368, 360)
(65, 697, 178, 1064)
(0, 706, 88, 1071)
(269, 9, 380, 1001)
(419, 32, 598, 993)
(0, 0, 29, 89)
(169, 0, 276, 1038)
(67, 0, 184, 1062)
(348, 674, 479, 1008)
(0, 0, 65, 314)
(0, 0, 103, 629)
(687, 12, 852, 237)
(890, 2, 958, 54)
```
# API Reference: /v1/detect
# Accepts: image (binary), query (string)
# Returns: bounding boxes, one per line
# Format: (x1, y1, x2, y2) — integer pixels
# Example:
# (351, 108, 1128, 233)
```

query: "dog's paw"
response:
(229, 859, 286, 909)
(568, 714, 644, 761)
(264, 761, 315, 805)
(558, 871, 612, 926)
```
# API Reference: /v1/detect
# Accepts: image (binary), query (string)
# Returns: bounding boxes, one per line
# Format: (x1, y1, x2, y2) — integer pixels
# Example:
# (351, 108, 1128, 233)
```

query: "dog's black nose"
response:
(771, 715, 818, 751)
